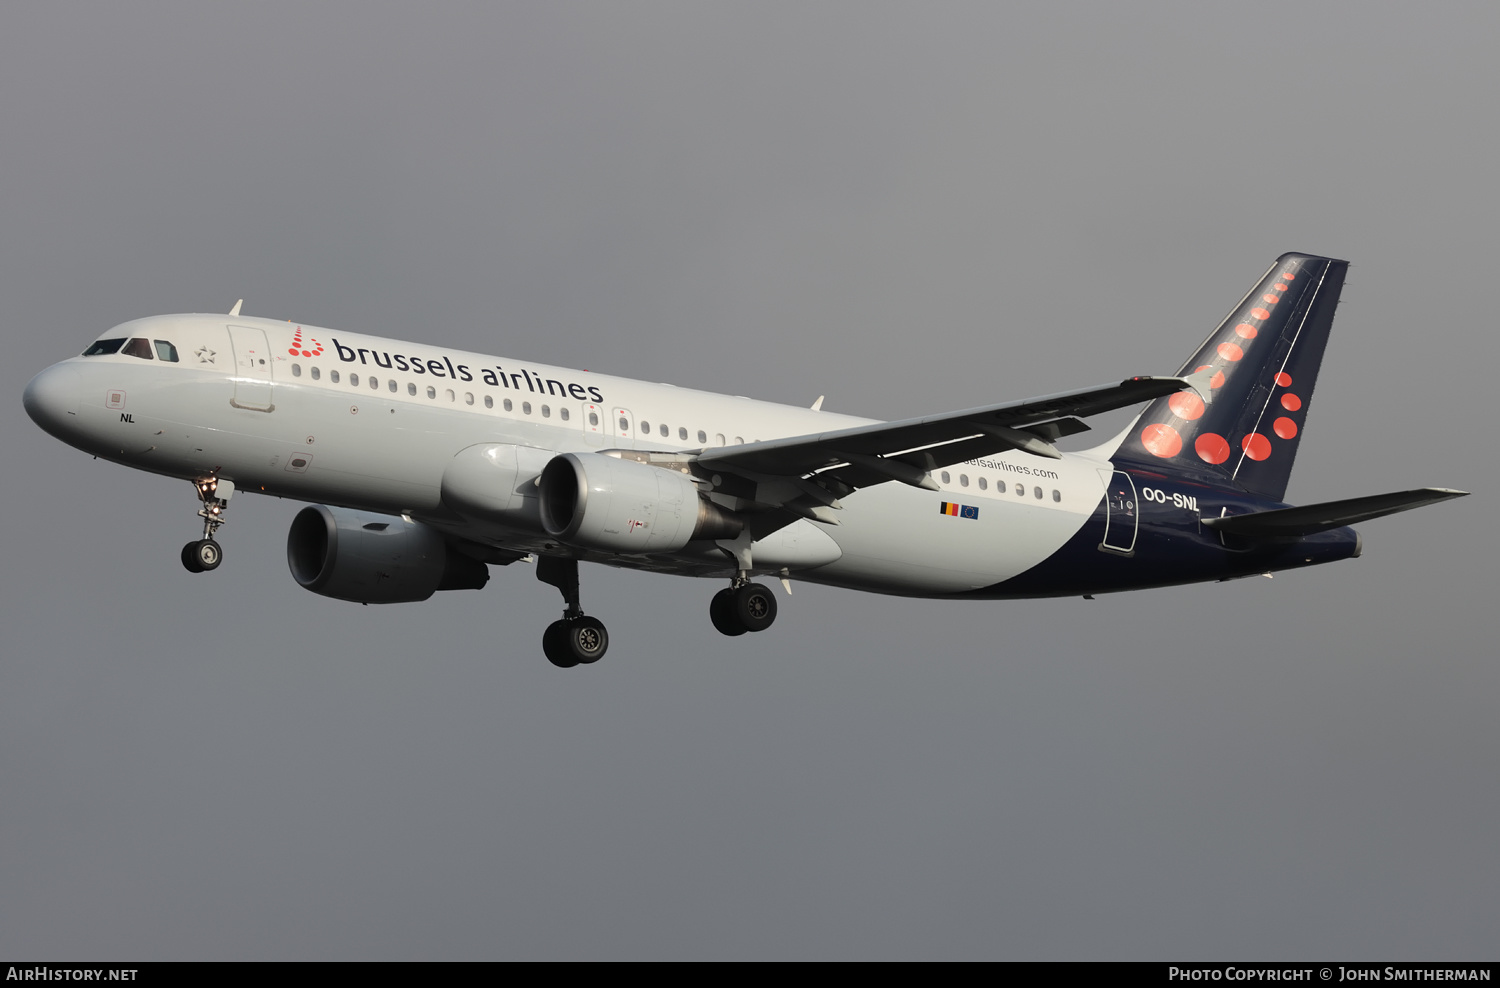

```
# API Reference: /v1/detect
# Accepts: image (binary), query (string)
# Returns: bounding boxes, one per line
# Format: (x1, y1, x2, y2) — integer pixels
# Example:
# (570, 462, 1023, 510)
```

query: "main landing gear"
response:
(536, 555, 609, 668)
(709, 580, 778, 637)
(181, 478, 234, 574)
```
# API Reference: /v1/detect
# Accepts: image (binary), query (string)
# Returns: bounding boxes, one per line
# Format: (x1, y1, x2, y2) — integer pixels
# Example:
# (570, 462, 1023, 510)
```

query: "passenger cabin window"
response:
(484, 395, 493, 409)
(678, 427, 688, 441)
(560, 407, 569, 421)
(311, 367, 320, 380)
(153, 340, 179, 362)
(292, 363, 302, 377)
(660, 423, 669, 438)
(121, 338, 154, 359)
(83, 339, 126, 356)
(697, 430, 707, 444)
(408, 383, 417, 396)
(330, 370, 341, 383)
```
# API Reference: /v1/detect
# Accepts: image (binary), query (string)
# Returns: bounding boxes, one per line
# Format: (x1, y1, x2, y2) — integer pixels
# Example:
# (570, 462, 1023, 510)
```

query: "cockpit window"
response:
(83, 339, 126, 356)
(121, 338, 154, 359)
(154, 340, 179, 362)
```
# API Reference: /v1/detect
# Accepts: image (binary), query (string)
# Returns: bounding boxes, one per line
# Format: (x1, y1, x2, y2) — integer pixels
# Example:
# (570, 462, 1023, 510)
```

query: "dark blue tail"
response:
(1113, 252, 1348, 501)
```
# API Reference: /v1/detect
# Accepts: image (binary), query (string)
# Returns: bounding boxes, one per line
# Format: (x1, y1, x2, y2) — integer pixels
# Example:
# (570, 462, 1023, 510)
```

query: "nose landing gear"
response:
(181, 478, 233, 573)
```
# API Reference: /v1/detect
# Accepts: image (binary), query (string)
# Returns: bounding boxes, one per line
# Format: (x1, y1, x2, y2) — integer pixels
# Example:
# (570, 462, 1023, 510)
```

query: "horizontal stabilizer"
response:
(1202, 488, 1468, 537)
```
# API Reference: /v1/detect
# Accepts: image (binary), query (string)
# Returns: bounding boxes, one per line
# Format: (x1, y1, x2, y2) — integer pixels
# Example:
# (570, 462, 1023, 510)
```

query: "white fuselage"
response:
(31, 313, 1112, 596)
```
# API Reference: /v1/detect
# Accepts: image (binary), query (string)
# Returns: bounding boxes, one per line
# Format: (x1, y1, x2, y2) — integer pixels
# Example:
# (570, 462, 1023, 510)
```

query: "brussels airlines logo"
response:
(328, 337, 605, 403)
(288, 328, 324, 358)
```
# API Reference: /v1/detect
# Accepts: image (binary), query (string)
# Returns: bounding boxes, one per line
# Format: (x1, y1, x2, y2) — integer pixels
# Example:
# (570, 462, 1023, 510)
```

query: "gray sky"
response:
(3, 2, 1495, 960)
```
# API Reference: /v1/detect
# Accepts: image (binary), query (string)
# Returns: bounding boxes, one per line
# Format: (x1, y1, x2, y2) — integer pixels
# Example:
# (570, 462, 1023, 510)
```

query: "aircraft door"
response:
(1099, 470, 1138, 556)
(227, 325, 274, 411)
(581, 403, 606, 446)
(611, 407, 635, 448)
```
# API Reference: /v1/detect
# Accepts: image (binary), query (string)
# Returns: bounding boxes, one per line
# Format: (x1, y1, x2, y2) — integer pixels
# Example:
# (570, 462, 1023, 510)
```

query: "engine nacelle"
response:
(440, 442, 554, 527)
(538, 452, 742, 553)
(287, 504, 489, 604)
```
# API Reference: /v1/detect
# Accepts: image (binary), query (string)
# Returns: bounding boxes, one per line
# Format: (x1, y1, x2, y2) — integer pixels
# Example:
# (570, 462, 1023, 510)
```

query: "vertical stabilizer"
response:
(1113, 252, 1348, 501)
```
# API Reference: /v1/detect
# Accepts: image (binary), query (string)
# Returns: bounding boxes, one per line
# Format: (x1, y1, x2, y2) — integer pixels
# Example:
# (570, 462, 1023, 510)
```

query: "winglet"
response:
(1182, 365, 1215, 403)
(810, 395, 825, 411)
(229, 299, 244, 317)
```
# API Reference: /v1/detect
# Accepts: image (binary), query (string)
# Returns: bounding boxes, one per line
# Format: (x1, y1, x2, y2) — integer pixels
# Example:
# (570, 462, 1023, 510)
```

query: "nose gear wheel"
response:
(181, 478, 233, 573)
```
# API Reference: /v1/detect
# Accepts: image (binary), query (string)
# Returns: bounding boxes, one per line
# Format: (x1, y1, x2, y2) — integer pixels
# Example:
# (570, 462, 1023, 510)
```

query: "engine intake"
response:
(538, 452, 742, 553)
(287, 504, 489, 604)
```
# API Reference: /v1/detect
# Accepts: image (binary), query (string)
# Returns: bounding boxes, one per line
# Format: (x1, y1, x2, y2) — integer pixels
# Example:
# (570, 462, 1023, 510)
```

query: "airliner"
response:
(24, 252, 1466, 667)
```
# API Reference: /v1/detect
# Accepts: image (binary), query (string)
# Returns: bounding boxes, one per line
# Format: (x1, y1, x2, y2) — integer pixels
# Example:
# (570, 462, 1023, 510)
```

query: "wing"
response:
(694, 373, 1209, 512)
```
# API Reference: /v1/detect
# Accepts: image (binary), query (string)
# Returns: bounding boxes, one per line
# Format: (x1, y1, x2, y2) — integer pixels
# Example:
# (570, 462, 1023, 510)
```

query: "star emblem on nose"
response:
(195, 346, 217, 363)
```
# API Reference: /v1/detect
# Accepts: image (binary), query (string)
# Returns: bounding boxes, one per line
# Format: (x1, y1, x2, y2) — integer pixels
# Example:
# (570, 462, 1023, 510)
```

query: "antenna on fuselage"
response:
(228, 299, 244, 317)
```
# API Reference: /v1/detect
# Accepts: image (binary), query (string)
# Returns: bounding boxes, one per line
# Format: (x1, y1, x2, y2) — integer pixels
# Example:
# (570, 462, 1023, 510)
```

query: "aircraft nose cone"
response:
(24, 363, 82, 440)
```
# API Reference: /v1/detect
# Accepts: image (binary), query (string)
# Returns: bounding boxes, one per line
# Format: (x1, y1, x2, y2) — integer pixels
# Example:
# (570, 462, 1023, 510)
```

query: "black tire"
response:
(181, 542, 205, 573)
(194, 539, 223, 571)
(710, 587, 747, 636)
(543, 620, 578, 668)
(568, 616, 608, 664)
(733, 583, 777, 633)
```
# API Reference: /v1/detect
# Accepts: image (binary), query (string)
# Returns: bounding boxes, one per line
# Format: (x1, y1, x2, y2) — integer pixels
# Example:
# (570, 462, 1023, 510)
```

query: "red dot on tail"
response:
(1274, 371, 1293, 387)
(1263, 294, 1280, 304)
(1196, 433, 1231, 465)
(1274, 283, 1287, 291)
(1235, 323, 1258, 339)
(1281, 393, 1302, 411)
(1168, 392, 1205, 420)
(1242, 433, 1272, 460)
(1274, 417, 1298, 439)
(288, 347, 299, 355)
(1218, 342, 1244, 361)
(301, 350, 312, 357)
(1283, 271, 1296, 280)
(1251, 307, 1271, 320)
(1141, 423, 1183, 458)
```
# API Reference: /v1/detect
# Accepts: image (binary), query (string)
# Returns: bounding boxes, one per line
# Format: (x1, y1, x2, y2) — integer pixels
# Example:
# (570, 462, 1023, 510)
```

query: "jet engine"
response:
(287, 504, 489, 604)
(538, 452, 742, 553)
